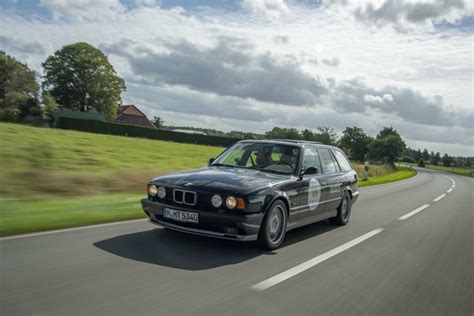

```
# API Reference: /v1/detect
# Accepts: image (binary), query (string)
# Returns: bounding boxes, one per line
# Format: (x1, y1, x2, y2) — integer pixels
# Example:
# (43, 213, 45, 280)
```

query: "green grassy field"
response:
(0, 123, 224, 198)
(423, 164, 473, 177)
(0, 123, 415, 236)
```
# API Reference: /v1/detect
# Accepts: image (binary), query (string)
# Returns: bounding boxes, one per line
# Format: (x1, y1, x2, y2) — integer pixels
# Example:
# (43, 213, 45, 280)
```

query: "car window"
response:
(319, 148, 338, 174)
(302, 147, 321, 173)
(212, 142, 300, 174)
(332, 149, 352, 171)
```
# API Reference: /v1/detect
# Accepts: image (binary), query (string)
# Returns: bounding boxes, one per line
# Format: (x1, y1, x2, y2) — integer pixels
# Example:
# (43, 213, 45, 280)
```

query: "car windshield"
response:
(211, 142, 300, 174)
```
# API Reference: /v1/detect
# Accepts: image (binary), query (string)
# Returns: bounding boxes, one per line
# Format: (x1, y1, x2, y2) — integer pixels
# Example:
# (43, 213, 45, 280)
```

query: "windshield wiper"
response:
(210, 163, 234, 168)
(244, 166, 291, 175)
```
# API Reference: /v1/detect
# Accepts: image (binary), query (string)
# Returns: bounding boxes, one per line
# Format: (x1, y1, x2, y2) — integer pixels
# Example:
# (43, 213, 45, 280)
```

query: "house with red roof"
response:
(115, 104, 156, 129)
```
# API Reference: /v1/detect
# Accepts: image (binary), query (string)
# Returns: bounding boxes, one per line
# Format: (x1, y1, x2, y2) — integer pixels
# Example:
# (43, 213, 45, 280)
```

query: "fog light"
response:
(224, 227, 238, 234)
(157, 186, 166, 199)
(211, 194, 223, 208)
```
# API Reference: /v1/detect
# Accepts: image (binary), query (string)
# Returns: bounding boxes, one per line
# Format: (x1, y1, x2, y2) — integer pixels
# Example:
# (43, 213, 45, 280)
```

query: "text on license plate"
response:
(163, 208, 199, 223)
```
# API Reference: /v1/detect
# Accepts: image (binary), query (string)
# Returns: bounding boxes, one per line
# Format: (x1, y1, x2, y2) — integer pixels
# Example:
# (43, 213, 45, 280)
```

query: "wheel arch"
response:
(341, 185, 353, 199)
(263, 193, 290, 216)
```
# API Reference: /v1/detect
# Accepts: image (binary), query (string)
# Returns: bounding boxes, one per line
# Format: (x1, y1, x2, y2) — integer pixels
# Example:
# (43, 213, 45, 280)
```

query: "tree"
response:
(414, 149, 422, 162)
(442, 153, 452, 167)
(264, 127, 301, 140)
(431, 152, 441, 165)
(41, 91, 58, 121)
(0, 51, 40, 122)
(376, 126, 399, 139)
(152, 116, 164, 129)
(338, 126, 373, 161)
(422, 149, 430, 161)
(42, 42, 125, 120)
(368, 127, 406, 164)
(417, 159, 426, 168)
(301, 129, 315, 141)
(315, 126, 339, 146)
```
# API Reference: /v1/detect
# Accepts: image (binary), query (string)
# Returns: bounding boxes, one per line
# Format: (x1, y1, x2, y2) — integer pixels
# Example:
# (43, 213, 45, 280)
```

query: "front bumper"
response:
(141, 198, 263, 241)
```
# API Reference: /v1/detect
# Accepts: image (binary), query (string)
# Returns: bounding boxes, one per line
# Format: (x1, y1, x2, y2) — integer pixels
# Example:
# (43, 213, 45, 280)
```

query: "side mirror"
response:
(301, 166, 318, 176)
(208, 157, 215, 165)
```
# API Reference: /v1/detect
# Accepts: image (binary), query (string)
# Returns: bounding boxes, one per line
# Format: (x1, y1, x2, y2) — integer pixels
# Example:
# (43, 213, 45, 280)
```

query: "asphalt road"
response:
(1, 168, 473, 315)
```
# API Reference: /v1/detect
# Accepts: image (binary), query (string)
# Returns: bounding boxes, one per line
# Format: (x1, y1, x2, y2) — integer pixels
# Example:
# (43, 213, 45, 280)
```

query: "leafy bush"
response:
(56, 116, 240, 147)
(417, 159, 426, 167)
(0, 108, 20, 122)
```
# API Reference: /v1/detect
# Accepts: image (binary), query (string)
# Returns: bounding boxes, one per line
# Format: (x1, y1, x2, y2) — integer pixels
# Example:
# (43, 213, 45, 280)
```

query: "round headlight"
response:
(211, 194, 223, 208)
(157, 186, 166, 199)
(148, 185, 158, 196)
(226, 196, 237, 209)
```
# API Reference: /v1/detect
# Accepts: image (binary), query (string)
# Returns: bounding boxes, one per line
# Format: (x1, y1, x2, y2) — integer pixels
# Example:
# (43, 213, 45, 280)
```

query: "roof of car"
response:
(237, 139, 324, 147)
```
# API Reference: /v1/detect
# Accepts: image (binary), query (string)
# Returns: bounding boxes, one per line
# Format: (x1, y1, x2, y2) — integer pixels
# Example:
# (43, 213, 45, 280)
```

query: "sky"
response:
(0, 0, 473, 156)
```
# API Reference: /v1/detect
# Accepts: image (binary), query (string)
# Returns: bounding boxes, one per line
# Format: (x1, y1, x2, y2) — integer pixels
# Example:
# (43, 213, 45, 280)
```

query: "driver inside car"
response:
(255, 152, 272, 168)
(280, 149, 297, 169)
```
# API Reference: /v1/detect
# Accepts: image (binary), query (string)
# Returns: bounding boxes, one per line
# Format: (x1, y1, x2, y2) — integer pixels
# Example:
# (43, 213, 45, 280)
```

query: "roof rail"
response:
(271, 139, 322, 144)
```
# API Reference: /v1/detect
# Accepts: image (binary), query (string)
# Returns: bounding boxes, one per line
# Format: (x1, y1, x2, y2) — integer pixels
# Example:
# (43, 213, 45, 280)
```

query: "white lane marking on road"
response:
(398, 204, 430, 221)
(250, 228, 384, 292)
(0, 219, 147, 241)
(447, 188, 453, 193)
(433, 193, 446, 202)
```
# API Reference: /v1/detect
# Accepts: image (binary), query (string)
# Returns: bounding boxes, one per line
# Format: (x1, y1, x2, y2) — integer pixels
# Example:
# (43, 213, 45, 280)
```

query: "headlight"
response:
(148, 185, 158, 196)
(211, 194, 223, 208)
(157, 186, 166, 199)
(226, 196, 237, 209)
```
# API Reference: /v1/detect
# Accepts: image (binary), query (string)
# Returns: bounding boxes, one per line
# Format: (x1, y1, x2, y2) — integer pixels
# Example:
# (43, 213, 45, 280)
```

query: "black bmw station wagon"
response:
(141, 140, 359, 249)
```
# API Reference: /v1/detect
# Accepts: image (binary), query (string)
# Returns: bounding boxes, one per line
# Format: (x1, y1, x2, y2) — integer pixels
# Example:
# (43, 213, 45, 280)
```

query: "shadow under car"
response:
(93, 220, 337, 271)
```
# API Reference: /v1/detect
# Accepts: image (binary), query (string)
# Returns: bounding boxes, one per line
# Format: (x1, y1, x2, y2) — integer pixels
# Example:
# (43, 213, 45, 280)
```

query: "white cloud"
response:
(0, 1, 473, 155)
(39, 0, 126, 21)
(327, 0, 474, 31)
(242, 0, 291, 19)
(134, 0, 160, 8)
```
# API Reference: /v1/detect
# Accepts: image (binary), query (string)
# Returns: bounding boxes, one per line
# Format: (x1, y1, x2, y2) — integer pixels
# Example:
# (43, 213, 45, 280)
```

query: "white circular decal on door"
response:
(308, 178, 321, 210)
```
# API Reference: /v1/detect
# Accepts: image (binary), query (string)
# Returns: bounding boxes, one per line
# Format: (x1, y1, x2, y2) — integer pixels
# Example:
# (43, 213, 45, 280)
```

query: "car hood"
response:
(150, 166, 292, 195)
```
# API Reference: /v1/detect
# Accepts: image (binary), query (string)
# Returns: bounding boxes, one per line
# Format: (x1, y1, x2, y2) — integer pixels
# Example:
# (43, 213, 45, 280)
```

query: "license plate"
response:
(163, 208, 199, 224)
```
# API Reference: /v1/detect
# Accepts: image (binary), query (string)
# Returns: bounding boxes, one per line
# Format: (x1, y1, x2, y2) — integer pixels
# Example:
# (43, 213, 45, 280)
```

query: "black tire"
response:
(258, 200, 288, 250)
(330, 191, 351, 225)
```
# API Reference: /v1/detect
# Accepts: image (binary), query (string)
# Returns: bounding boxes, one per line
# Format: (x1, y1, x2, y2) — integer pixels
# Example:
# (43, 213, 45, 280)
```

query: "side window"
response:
(319, 148, 338, 174)
(302, 147, 321, 173)
(332, 149, 352, 172)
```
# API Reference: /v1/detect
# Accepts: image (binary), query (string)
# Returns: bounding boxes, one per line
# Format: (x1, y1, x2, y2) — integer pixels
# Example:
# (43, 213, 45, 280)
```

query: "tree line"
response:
(1, 43, 471, 168)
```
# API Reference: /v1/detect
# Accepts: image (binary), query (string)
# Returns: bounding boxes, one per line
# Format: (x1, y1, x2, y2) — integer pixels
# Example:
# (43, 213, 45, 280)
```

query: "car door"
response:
(296, 146, 327, 221)
(318, 147, 343, 213)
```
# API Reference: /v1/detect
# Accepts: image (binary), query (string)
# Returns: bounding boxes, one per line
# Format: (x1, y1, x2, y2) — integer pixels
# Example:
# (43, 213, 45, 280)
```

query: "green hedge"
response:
(56, 116, 241, 147)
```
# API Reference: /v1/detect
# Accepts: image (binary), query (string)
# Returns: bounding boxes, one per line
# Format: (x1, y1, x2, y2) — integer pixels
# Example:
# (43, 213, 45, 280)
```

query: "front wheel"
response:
(330, 192, 351, 225)
(258, 200, 288, 250)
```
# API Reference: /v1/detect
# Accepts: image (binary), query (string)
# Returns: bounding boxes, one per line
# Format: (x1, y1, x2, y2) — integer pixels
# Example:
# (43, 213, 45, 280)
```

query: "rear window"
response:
(319, 148, 338, 174)
(332, 149, 352, 171)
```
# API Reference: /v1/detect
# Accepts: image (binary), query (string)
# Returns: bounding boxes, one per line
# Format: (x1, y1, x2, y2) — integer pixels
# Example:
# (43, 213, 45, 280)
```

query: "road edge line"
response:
(0, 219, 147, 241)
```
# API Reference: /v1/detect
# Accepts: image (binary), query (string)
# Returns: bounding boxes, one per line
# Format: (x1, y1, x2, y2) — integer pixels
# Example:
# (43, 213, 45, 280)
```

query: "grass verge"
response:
(0, 194, 145, 236)
(358, 166, 417, 187)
